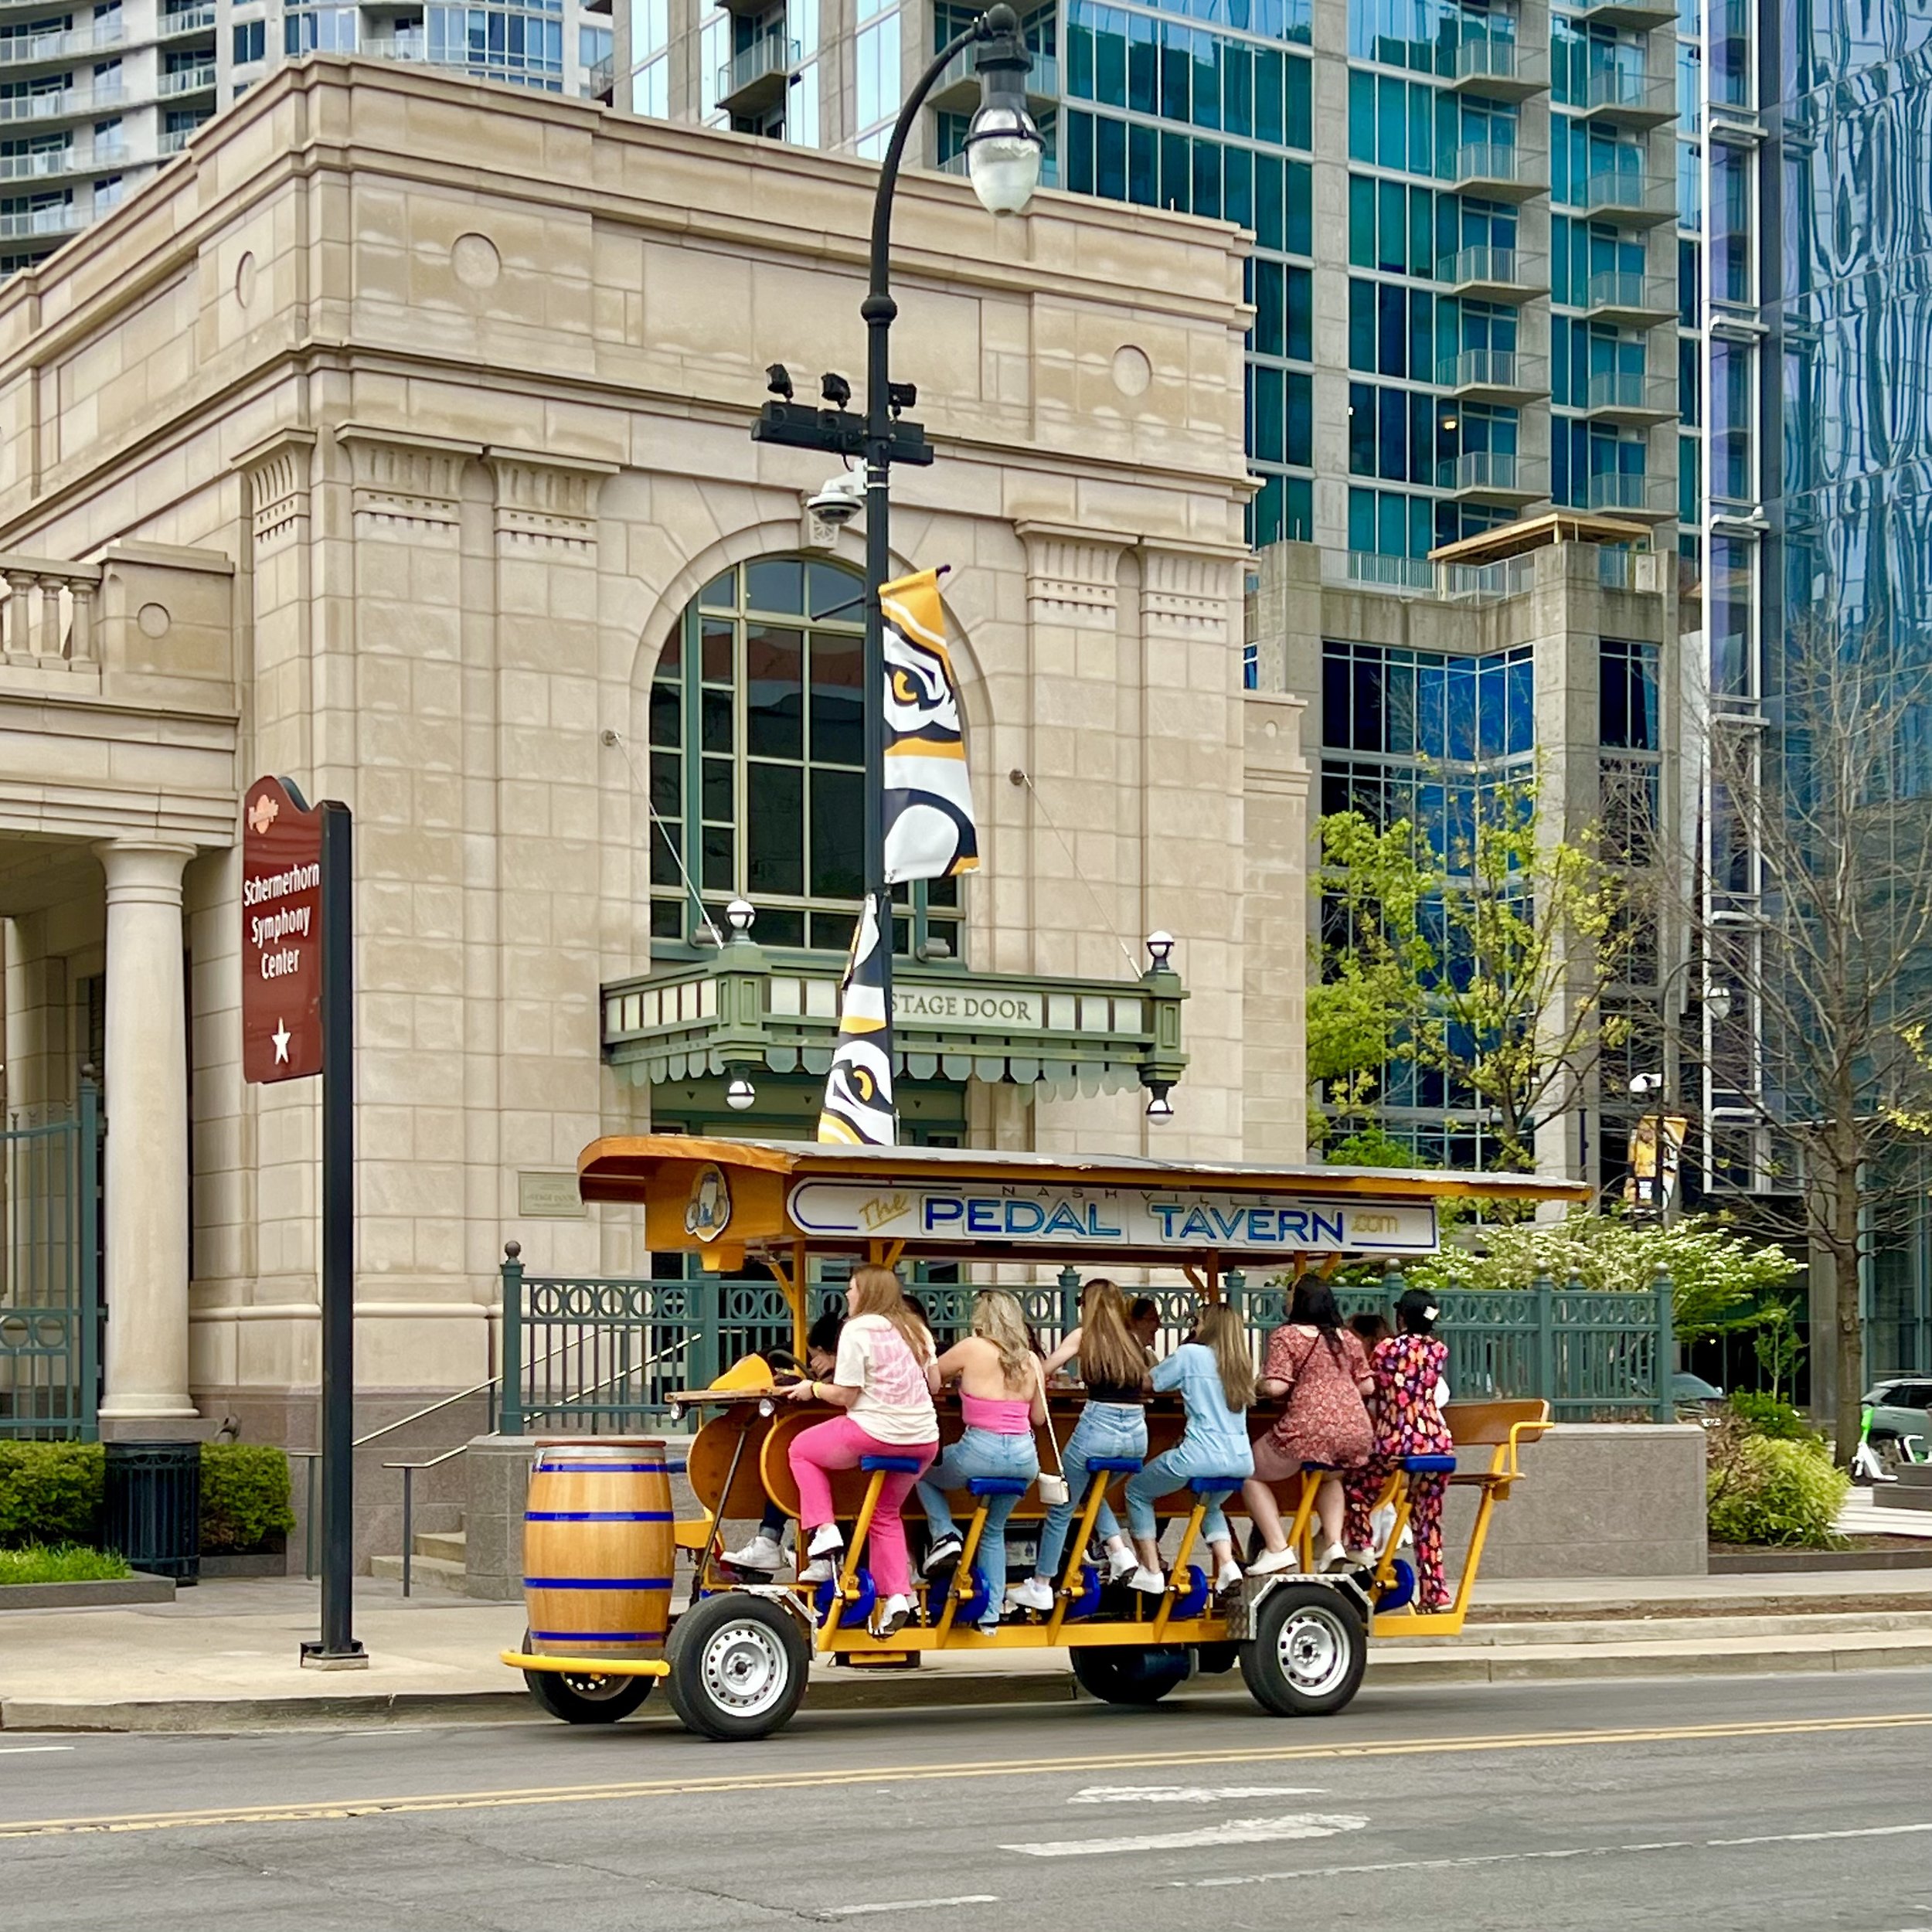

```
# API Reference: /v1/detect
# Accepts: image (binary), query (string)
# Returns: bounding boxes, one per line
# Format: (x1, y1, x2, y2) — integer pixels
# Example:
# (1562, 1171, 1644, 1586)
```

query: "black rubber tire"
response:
(1192, 1641, 1240, 1675)
(522, 1638, 655, 1724)
(1070, 1643, 1192, 1706)
(1239, 1582, 1368, 1718)
(664, 1591, 811, 1741)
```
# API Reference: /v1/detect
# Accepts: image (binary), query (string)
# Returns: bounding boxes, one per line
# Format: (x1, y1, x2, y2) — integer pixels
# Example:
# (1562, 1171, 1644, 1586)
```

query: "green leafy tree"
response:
(1312, 777, 1637, 1172)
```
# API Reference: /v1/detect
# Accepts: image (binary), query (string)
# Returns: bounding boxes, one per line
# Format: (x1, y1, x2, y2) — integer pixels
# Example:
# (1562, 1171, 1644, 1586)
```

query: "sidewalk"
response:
(4, 1570, 1931, 1733)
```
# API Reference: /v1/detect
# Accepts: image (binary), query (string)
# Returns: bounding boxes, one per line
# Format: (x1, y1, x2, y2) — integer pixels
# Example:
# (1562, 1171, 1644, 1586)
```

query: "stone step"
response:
(368, 1553, 467, 1589)
(1874, 1483, 1932, 1512)
(413, 1529, 467, 1565)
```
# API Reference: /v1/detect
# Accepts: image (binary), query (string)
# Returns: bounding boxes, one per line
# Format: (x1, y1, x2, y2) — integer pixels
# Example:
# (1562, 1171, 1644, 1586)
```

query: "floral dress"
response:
(1344, 1332, 1454, 1610)
(1256, 1325, 1372, 1471)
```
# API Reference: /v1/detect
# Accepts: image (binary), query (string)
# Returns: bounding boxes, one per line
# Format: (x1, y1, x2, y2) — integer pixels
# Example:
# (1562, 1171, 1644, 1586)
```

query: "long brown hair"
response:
(971, 1289, 1036, 1388)
(1196, 1303, 1256, 1413)
(847, 1267, 933, 1362)
(1073, 1279, 1146, 1393)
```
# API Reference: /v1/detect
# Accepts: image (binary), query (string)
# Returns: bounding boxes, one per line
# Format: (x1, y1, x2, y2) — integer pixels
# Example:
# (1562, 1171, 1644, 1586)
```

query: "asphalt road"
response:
(3, 1671, 1930, 1930)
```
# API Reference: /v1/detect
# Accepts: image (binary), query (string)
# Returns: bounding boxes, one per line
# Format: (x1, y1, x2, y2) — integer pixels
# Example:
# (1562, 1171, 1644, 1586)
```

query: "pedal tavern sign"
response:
(241, 775, 326, 1084)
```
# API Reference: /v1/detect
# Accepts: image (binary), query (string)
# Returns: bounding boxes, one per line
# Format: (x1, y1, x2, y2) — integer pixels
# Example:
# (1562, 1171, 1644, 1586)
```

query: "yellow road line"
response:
(5, 1711, 1930, 1840)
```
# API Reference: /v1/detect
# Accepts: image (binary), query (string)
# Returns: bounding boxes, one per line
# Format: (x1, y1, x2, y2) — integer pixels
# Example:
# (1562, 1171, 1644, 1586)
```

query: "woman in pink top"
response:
(914, 1291, 1046, 1631)
(783, 1267, 937, 1638)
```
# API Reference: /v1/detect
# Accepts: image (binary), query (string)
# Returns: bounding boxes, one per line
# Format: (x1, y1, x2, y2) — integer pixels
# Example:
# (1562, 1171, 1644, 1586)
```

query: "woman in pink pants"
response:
(782, 1267, 937, 1638)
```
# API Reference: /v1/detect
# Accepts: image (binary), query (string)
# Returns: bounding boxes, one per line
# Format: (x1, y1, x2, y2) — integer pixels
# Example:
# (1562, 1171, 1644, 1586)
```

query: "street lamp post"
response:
(755, 5, 1043, 1032)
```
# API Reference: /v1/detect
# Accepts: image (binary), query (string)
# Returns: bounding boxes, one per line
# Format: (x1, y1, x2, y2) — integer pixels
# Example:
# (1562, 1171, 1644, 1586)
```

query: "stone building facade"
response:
(0, 57, 1307, 1463)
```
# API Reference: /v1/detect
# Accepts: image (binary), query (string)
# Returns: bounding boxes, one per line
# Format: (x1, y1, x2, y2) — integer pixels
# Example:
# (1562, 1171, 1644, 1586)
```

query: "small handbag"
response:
(1036, 1360, 1071, 1508)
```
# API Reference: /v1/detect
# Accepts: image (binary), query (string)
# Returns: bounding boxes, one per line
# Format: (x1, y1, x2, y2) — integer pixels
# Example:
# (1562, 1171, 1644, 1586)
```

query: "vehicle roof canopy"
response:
(577, 1136, 1589, 1270)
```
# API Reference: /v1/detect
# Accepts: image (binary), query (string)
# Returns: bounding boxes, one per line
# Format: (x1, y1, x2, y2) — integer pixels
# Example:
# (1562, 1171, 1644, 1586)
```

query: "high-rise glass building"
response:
(1, 0, 616, 280)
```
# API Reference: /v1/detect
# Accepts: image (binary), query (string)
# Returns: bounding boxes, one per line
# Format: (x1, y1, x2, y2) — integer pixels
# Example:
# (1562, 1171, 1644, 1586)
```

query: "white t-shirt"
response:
(835, 1313, 937, 1444)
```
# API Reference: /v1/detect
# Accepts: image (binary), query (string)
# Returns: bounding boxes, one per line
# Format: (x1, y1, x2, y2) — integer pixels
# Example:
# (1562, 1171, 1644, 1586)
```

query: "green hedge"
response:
(1707, 1426, 1849, 1548)
(0, 1441, 294, 1555)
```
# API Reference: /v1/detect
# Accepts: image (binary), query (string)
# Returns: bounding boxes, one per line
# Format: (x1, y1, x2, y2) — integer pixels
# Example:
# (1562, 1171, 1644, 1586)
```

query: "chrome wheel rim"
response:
(700, 1621, 789, 1717)
(1275, 1603, 1352, 1697)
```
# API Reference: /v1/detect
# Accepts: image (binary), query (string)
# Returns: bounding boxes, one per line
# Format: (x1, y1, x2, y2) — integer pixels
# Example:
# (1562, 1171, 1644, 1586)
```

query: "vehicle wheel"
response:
(664, 1592, 811, 1741)
(522, 1636, 655, 1724)
(1192, 1641, 1240, 1675)
(1070, 1643, 1192, 1706)
(1239, 1583, 1367, 1718)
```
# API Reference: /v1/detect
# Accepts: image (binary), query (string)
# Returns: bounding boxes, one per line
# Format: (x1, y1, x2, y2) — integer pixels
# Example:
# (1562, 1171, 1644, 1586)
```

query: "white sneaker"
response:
(1126, 1565, 1167, 1596)
(871, 1593, 917, 1638)
(1318, 1543, 1352, 1573)
(1342, 1547, 1376, 1570)
(1246, 1543, 1298, 1578)
(1006, 1577, 1055, 1613)
(806, 1524, 844, 1560)
(1215, 1560, 1244, 1592)
(798, 1556, 836, 1585)
(722, 1533, 786, 1571)
(1104, 1543, 1139, 1583)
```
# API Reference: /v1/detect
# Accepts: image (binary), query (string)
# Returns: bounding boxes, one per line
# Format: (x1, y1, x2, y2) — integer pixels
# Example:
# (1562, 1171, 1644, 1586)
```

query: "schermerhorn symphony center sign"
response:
(240, 777, 326, 1083)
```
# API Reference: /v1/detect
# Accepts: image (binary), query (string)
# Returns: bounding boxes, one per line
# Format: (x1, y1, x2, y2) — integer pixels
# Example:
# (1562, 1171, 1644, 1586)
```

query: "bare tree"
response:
(1685, 634, 1932, 1458)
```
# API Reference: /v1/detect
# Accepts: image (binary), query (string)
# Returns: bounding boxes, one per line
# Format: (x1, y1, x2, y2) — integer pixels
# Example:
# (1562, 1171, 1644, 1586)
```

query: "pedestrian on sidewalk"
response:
(1345, 1287, 1455, 1610)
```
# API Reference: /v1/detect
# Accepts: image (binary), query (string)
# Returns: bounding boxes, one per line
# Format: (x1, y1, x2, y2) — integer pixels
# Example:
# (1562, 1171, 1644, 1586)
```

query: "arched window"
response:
(649, 556, 964, 960)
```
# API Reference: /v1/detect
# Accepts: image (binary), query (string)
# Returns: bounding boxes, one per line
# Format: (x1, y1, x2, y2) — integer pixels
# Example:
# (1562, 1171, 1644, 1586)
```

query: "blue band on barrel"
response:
(529, 1630, 666, 1643)
(535, 1461, 666, 1474)
(523, 1576, 675, 1590)
(525, 1511, 675, 1522)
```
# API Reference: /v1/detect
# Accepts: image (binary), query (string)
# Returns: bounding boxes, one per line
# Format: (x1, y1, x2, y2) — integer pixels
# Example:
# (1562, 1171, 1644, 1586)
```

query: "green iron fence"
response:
(0, 1080, 102, 1440)
(498, 1244, 1674, 1433)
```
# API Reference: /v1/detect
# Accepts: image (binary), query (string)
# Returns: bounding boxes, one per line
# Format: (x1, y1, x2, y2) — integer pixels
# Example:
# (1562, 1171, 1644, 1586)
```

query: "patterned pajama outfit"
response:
(1344, 1332, 1454, 1611)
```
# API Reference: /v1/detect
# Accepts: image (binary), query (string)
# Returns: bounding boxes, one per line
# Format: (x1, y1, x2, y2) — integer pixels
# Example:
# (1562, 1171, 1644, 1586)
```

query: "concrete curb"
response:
(0, 1577, 176, 1611)
(9, 1636, 1932, 1732)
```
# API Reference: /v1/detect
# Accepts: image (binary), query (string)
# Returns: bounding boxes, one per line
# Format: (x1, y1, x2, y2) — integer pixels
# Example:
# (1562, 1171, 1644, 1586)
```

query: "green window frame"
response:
(648, 557, 964, 961)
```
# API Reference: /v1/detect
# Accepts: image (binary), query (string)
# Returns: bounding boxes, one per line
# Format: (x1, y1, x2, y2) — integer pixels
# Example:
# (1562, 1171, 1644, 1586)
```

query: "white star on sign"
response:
(273, 1019, 291, 1065)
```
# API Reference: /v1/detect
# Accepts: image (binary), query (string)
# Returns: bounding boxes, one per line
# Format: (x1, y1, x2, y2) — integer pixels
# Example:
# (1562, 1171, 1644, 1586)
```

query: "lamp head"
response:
(965, 5, 1043, 216)
(1145, 1082, 1175, 1127)
(725, 1072, 757, 1111)
(1145, 929, 1175, 970)
(726, 897, 756, 937)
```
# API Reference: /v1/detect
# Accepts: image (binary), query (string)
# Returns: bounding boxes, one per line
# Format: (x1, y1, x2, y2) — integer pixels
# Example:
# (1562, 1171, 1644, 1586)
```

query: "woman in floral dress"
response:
(1345, 1287, 1455, 1610)
(1243, 1278, 1374, 1575)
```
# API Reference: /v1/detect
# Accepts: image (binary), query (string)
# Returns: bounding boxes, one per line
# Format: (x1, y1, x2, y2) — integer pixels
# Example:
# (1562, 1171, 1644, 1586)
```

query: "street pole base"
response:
(300, 1641, 370, 1670)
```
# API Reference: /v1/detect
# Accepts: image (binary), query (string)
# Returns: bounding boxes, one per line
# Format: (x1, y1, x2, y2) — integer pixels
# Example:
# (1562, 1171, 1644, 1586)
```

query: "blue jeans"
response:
(1124, 1434, 1254, 1548)
(916, 1427, 1039, 1627)
(1033, 1402, 1148, 1580)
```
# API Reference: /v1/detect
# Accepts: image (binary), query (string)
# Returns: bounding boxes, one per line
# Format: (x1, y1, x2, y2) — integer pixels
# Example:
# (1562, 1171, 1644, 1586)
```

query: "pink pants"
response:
(788, 1414, 937, 1600)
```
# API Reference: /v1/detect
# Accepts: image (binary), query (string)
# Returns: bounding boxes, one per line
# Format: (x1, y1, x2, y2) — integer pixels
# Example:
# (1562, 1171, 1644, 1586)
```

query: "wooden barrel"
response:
(523, 1438, 675, 1660)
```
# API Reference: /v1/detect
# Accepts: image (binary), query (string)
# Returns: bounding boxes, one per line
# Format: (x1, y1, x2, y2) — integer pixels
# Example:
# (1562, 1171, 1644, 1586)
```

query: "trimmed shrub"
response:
(1706, 1421, 1849, 1548)
(0, 1443, 104, 1549)
(199, 1444, 294, 1554)
(1726, 1391, 1818, 1442)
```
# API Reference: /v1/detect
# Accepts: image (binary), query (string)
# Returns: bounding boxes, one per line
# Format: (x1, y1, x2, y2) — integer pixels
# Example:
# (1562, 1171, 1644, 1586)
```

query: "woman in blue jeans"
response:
(916, 1290, 1046, 1631)
(1124, 1302, 1255, 1597)
(1006, 1280, 1151, 1613)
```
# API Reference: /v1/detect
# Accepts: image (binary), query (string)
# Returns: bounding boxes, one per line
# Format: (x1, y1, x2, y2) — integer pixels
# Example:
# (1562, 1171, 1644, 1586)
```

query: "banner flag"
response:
(881, 568, 978, 885)
(818, 893, 896, 1145)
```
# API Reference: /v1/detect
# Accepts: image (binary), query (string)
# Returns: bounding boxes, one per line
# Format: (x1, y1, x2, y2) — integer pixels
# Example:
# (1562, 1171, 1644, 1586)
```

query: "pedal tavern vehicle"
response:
(502, 1138, 1583, 1740)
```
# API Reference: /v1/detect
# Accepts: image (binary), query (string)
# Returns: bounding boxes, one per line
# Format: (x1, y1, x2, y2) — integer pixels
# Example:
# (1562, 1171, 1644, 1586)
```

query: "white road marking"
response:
(1005, 1813, 1370, 1858)
(821, 1897, 998, 1917)
(1069, 1786, 1325, 1805)
(0, 1747, 74, 1757)
(1158, 1818, 1932, 1889)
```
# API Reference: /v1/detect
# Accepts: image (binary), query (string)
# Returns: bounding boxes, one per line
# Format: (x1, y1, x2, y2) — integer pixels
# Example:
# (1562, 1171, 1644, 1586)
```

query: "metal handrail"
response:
(382, 1332, 695, 1596)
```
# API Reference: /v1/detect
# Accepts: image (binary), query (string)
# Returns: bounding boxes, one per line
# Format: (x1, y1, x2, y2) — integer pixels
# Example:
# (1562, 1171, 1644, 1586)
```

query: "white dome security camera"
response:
(805, 471, 865, 526)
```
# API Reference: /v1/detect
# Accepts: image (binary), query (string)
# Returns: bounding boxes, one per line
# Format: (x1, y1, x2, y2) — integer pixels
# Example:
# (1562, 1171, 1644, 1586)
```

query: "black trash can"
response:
(103, 1440, 202, 1584)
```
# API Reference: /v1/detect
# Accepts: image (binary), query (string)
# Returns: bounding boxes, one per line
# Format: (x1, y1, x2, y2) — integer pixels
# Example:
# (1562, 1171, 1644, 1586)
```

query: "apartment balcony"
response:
(584, 49, 614, 99)
(1343, 550, 1436, 592)
(1575, 64, 1675, 128)
(364, 32, 428, 60)
(1573, 0, 1678, 26)
(1451, 141, 1544, 202)
(158, 62, 218, 97)
(158, 121, 210, 155)
(930, 41, 1058, 112)
(1437, 243, 1548, 301)
(1440, 554, 1536, 602)
(0, 80, 124, 123)
(0, 19, 124, 66)
(1583, 468, 1675, 519)
(0, 202, 84, 240)
(1443, 448, 1547, 504)
(1575, 164, 1678, 226)
(0, 141, 123, 182)
(1444, 33, 1547, 100)
(1439, 346, 1547, 403)
(1580, 367, 1677, 424)
(156, 3, 217, 37)
(716, 36, 799, 115)
(1581, 267, 1677, 325)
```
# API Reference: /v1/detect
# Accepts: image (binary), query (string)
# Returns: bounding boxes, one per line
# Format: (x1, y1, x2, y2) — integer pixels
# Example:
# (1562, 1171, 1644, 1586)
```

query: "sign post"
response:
(241, 776, 366, 1669)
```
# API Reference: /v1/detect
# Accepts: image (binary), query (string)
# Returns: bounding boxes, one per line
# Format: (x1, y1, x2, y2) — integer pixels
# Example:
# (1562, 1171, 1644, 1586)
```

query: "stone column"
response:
(96, 840, 198, 1422)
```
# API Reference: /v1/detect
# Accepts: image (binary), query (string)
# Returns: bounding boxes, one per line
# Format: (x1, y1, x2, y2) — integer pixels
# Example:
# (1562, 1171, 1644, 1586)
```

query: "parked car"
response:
(1863, 1378, 1932, 1463)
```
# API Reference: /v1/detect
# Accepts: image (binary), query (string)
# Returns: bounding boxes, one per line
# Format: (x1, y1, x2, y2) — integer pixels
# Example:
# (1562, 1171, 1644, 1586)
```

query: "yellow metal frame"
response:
(503, 1651, 671, 1678)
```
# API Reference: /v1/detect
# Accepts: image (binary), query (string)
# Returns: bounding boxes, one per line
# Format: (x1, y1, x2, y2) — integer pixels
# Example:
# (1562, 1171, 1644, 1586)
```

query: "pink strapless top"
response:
(961, 1391, 1033, 1433)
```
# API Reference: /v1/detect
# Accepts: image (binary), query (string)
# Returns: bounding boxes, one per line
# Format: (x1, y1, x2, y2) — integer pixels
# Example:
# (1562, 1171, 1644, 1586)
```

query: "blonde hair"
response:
(1073, 1279, 1147, 1394)
(970, 1290, 1036, 1389)
(1196, 1303, 1256, 1413)
(847, 1267, 933, 1362)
